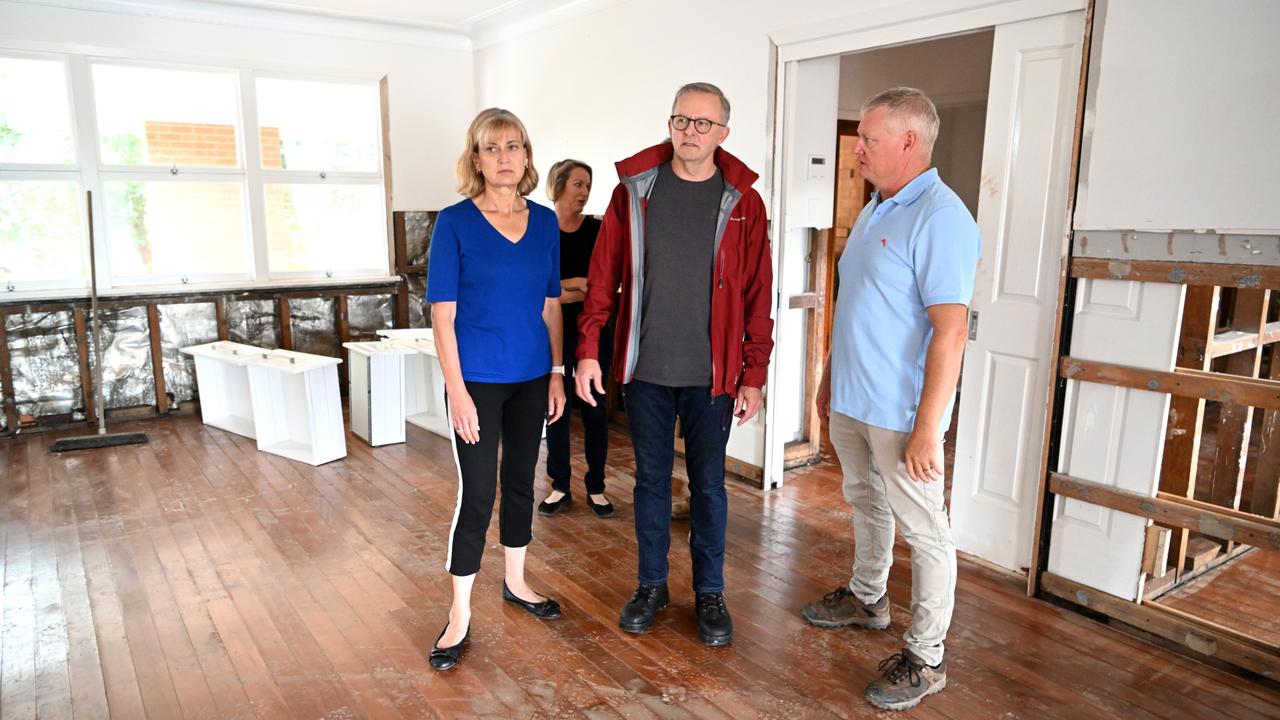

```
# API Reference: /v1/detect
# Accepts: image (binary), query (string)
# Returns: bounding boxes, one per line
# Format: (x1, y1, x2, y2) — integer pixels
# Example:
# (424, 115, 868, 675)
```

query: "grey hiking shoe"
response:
(800, 586, 891, 629)
(865, 650, 946, 711)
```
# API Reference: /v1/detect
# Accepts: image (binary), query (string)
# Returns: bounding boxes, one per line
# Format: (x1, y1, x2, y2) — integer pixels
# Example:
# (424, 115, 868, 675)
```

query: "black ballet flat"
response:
(538, 493, 571, 516)
(428, 624, 469, 671)
(502, 582, 562, 620)
(588, 496, 614, 518)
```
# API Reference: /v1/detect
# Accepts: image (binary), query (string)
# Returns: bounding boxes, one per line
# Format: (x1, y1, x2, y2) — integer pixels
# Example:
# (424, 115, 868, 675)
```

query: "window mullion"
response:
(238, 67, 270, 283)
(67, 54, 108, 292)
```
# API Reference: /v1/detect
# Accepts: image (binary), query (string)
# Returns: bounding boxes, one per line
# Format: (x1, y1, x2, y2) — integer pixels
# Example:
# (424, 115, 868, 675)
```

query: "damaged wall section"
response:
(158, 302, 218, 407)
(5, 310, 84, 420)
(289, 297, 338, 358)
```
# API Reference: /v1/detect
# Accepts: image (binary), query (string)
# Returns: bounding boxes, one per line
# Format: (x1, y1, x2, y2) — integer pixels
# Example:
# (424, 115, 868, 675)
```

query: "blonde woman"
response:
(426, 108, 567, 671)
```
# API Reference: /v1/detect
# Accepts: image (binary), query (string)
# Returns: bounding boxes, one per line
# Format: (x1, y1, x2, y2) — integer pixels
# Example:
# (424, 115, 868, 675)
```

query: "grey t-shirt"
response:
(632, 162, 723, 387)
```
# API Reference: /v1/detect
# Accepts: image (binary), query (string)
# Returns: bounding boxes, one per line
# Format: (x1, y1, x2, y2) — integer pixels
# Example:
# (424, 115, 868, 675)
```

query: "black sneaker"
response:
(538, 493, 571, 516)
(619, 584, 669, 633)
(696, 592, 733, 646)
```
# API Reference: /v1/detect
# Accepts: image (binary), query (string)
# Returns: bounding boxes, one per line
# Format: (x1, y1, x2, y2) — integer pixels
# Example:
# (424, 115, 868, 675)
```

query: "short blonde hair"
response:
(545, 159, 593, 202)
(861, 87, 940, 154)
(455, 108, 539, 197)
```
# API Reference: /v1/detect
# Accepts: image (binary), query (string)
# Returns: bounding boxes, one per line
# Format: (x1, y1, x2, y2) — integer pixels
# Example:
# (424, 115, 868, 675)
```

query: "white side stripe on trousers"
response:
(444, 428, 465, 573)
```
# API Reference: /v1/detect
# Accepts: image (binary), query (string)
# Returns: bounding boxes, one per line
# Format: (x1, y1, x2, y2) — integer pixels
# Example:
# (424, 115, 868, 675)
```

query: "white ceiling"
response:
(196, 0, 528, 30)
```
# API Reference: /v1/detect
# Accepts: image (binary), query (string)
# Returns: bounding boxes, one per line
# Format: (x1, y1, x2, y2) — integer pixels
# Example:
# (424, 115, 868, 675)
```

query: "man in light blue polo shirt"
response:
(801, 87, 980, 712)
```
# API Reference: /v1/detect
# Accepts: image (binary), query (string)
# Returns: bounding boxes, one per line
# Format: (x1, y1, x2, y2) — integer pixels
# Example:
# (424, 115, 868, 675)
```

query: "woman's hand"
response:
(447, 384, 480, 444)
(547, 374, 567, 424)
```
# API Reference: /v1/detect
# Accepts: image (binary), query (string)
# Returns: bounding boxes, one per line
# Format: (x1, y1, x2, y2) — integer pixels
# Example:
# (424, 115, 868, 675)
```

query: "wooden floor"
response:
(1156, 547, 1280, 647)
(2, 415, 1278, 719)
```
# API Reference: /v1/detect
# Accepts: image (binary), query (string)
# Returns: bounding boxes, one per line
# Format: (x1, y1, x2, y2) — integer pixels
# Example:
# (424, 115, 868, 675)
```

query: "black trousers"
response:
(446, 376, 549, 577)
(545, 304, 612, 495)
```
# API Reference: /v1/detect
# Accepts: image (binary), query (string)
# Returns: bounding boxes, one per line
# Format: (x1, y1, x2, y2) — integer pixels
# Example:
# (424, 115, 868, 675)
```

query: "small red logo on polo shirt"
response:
(880, 238, 887, 247)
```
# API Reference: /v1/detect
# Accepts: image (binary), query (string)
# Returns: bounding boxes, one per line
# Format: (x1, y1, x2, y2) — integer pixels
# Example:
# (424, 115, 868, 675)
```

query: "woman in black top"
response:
(539, 159, 614, 518)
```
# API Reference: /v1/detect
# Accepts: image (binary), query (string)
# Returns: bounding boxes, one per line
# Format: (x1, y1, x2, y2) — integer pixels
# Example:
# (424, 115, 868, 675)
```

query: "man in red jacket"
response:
(575, 82, 774, 646)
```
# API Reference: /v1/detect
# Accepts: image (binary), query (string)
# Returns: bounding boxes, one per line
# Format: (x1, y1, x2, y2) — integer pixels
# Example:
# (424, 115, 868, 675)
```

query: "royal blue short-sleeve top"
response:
(426, 197, 561, 383)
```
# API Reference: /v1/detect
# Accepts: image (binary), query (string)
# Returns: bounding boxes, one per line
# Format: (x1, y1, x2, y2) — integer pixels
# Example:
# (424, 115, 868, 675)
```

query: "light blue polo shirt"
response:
(830, 168, 981, 435)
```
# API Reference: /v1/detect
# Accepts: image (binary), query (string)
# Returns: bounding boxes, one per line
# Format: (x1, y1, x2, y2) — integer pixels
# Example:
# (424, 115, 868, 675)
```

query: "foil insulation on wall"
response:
(158, 302, 218, 406)
(5, 310, 83, 419)
(289, 297, 338, 357)
(404, 210, 436, 266)
(228, 299, 279, 348)
(87, 306, 156, 409)
(348, 294, 393, 335)
(406, 274, 429, 328)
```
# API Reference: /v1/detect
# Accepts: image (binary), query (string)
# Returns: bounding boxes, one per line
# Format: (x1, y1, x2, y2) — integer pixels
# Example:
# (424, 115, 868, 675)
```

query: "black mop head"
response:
(50, 432, 150, 453)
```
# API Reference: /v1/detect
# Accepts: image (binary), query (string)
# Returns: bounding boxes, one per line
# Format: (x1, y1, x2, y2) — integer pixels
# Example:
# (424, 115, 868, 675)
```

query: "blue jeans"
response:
(624, 379, 734, 592)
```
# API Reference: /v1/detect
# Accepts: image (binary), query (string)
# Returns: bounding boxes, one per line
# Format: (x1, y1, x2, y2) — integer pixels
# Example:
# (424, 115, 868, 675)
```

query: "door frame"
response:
(763, 0, 1088, 489)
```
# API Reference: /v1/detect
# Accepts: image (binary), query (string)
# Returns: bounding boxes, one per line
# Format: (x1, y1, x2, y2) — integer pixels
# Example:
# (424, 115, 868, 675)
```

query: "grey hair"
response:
(671, 82, 731, 125)
(861, 87, 940, 153)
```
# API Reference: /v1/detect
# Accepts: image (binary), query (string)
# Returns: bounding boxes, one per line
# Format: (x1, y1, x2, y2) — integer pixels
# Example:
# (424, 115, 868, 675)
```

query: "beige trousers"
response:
(829, 411, 957, 666)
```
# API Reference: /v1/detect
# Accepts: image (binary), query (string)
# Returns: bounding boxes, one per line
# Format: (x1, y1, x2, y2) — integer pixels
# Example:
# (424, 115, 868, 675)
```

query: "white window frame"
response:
(251, 70, 388, 281)
(0, 50, 88, 294)
(0, 47, 391, 299)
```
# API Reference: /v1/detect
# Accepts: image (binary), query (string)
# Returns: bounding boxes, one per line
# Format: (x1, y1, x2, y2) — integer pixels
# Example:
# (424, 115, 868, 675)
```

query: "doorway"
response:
(772, 12, 1086, 579)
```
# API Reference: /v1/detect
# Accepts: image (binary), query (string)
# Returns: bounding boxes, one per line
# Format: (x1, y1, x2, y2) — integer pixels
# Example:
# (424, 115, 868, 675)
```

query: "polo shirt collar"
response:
(873, 167, 939, 207)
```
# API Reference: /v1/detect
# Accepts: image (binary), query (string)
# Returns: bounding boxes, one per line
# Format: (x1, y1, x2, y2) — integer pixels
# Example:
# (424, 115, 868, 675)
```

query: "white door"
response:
(949, 11, 1085, 572)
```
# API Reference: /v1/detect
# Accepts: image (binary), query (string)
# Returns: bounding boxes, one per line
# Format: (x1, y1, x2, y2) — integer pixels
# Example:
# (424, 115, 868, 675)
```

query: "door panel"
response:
(950, 11, 1085, 571)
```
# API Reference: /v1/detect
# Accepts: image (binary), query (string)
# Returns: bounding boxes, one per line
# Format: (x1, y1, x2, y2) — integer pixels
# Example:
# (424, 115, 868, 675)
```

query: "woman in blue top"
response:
(426, 108, 567, 671)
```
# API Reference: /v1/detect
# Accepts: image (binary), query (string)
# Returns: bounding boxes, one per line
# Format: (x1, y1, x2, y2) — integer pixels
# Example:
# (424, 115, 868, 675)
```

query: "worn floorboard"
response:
(0, 413, 1276, 719)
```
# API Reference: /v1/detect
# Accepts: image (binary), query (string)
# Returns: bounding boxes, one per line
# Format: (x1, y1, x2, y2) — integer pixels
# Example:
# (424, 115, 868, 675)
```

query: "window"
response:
(257, 77, 385, 276)
(93, 62, 251, 284)
(0, 55, 85, 290)
(0, 52, 389, 295)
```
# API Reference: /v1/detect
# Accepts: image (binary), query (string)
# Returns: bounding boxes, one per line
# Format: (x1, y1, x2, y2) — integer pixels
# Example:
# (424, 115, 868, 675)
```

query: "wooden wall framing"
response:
(0, 280, 401, 437)
(1033, 254, 1280, 681)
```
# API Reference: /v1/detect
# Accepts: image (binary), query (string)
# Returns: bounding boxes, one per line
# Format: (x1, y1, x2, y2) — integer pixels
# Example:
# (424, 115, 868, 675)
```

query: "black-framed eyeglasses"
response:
(669, 115, 726, 134)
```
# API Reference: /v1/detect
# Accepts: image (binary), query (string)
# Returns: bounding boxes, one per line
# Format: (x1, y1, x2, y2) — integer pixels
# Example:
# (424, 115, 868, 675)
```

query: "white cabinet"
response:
(182, 341, 347, 466)
(343, 340, 415, 447)
(376, 329, 451, 439)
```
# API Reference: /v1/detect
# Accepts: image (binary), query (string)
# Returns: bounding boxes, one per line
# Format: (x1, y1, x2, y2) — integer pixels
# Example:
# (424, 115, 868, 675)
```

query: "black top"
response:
(633, 162, 722, 387)
(560, 215, 602, 280)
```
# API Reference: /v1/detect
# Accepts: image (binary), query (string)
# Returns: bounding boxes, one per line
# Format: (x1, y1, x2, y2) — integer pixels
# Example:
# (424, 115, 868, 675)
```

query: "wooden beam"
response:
(1210, 289, 1269, 510)
(73, 306, 95, 425)
(1049, 473, 1280, 550)
(1071, 257, 1280, 289)
(1029, 0, 1097, 597)
(1059, 357, 1280, 409)
(1158, 285, 1218, 577)
(788, 293, 818, 310)
(1040, 572, 1279, 679)
(146, 303, 168, 414)
(336, 294, 350, 392)
(278, 297, 293, 351)
(1211, 321, 1280, 358)
(0, 310, 18, 433)
(1253, 343, 1280, 519)
(215, 298, 229, 341)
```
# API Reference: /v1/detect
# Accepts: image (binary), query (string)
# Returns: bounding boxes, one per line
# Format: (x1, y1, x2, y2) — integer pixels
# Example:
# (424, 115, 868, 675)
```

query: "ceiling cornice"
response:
(5, 0, 475, 50)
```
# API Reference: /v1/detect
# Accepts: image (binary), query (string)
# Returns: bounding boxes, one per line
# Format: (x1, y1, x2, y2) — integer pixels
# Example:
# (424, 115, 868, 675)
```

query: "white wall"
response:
(1074, 0, 1280, 233)
(837, 30, 993, 115)
(474, 0, 940, 212)
(836, 32, 992, 218)
(0, 0, 476, 211)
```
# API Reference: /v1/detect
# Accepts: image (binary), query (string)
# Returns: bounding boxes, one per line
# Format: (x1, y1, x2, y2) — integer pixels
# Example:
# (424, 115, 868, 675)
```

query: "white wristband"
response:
(551, 365, 565, 375)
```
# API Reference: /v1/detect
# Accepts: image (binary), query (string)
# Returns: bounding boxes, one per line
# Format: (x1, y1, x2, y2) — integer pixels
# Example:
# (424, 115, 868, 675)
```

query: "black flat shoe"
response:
(428, 624, 469, 671)
(538, 493, 571, 516)
(502, 582, 562, 619)
(587, 496, 614, 518)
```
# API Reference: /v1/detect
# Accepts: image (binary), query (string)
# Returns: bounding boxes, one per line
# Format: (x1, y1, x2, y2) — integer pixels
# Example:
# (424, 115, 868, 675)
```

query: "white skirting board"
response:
(182, 341, 347, 466)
